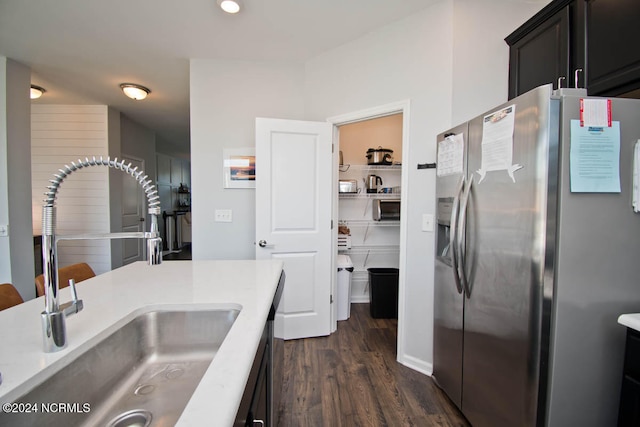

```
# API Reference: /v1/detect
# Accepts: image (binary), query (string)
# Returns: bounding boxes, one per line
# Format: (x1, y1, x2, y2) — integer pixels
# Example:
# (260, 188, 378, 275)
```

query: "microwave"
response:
(373, 199, 400, 221)
(339, 179, 358, 193)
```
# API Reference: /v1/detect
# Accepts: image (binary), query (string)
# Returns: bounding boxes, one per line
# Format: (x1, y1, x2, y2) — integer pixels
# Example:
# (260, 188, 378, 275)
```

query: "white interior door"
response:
(256, 118, 333, 340)
(122, 156, 145, 265)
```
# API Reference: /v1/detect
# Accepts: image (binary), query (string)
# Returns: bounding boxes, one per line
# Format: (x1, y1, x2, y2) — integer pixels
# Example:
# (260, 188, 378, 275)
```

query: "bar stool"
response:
(0, 283, 24, 311)
(35, 262, 96, 297)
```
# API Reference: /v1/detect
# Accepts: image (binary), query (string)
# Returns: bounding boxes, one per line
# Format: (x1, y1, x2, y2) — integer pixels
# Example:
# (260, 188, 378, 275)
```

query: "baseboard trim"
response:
(397, 353, 433, 376)
(350, 300, 432, 377)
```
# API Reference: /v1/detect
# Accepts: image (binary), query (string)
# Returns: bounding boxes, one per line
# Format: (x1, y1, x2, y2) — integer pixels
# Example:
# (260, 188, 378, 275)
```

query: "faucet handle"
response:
(68, 279, 78, 302)
(60, 279, 83, 317)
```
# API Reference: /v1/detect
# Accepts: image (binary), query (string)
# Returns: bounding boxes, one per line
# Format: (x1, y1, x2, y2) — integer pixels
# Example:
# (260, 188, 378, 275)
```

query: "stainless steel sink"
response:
(1, 307, 240, 427)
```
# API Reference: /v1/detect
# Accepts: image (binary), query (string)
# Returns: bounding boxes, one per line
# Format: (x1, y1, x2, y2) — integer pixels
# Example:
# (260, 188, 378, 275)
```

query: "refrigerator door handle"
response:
(458, 175, 473, 298)
(450, 176, 465, 295)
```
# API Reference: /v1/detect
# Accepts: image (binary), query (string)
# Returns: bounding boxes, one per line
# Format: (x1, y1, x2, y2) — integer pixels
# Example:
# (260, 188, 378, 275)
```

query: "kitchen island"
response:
(0, 260, 283, 426)
(618, 313, 640, 426)
(618, 313, 640, 332)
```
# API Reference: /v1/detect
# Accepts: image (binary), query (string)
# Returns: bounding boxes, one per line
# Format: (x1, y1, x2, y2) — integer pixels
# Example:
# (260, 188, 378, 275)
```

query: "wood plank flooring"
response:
(163, 243, 192, 260)
(277, 303, 470, 426)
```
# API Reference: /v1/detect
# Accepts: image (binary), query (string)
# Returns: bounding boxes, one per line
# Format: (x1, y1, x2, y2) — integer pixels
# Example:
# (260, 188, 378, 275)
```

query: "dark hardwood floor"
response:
(162, 243, 192, 260)
(278, 303, 470, 427)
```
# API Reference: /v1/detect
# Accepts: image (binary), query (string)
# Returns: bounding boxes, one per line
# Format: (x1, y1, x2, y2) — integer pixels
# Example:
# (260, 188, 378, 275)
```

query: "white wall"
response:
(452, 0, 549, 125)
(119, 113, 158, 253)
(0, 57, 34, 300)
(156, 136, 188, 161)
(189, 59, 305, 260)
(304, 2, 454, 374)
(31, 105, 112, 275)
(304, 0, 551, 374)
(120, 114, 157, 185)
(187, 0, 552, 373)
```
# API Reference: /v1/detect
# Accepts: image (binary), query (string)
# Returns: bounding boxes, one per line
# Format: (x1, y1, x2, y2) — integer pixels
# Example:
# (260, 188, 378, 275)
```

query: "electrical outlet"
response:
(214, 209, 233, 222)
(0, 224, 7, 236)
(422, 214, 434, 232)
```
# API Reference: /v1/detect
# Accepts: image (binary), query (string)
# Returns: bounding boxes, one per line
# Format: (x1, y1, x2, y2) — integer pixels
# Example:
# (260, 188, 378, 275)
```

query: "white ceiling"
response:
(0, 0, 442, 152)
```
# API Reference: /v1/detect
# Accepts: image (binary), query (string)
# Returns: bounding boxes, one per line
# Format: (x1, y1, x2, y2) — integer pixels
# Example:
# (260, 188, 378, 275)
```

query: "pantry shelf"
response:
(339, 164, 402, 172)
(338, 245, 399, 253)
(339, 220, 400, 227)
(338, 193, 400, 199)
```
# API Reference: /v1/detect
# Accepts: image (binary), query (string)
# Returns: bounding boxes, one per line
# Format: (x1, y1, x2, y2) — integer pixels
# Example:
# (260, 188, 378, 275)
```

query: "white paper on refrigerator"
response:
(476, 105, 522, 183)
(437, 134, 464, 177)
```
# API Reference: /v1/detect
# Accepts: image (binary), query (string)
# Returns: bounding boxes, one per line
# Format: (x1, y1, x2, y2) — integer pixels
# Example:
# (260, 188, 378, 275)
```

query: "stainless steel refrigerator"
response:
(433, 84, 640, 427)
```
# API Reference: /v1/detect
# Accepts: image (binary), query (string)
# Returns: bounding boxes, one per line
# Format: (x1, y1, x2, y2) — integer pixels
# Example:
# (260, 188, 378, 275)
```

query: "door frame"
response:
(326, 100, 411, 352)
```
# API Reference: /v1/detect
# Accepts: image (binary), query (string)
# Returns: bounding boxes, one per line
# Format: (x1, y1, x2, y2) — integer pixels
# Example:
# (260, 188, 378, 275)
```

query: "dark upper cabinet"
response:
(506, 0, 584, 99)
(506, 6, 570, 99)
(506, 0, 640, 99)
(587, 0, 640, 96)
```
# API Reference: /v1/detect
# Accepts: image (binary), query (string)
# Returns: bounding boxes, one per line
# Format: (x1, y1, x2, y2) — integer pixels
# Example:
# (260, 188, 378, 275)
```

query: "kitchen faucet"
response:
(40, 156, 162, 353)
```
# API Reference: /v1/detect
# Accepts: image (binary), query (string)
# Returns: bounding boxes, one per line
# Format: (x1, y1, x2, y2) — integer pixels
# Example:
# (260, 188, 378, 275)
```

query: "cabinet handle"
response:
(253, 420, 265, 426)
(557, 76, 565, 89)
(574, 68, 583, 88)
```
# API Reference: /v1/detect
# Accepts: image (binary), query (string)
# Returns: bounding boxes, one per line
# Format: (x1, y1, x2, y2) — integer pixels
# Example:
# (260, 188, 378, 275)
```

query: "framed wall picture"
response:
(223, 148, 256, 189)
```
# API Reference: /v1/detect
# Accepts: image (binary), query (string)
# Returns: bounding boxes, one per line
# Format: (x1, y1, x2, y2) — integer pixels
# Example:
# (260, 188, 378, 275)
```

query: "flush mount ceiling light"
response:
(120, 83, 151, 100)
(217, 0, 241, 14)
(30, 85, 46, 99)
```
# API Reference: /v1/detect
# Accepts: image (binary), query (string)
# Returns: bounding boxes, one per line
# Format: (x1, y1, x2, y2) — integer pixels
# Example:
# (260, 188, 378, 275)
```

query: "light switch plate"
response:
(214, 209, 233, 222)
(0, 224, 7, 236)
(422, 214, 434, 232)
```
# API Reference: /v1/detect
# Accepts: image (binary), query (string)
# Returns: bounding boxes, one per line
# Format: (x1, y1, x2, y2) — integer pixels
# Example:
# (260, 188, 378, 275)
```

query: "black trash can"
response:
(368, 268, 399, 319)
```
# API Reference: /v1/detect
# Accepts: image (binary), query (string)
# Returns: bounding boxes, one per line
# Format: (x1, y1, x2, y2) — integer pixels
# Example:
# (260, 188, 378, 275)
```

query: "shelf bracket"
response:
(363, 222, 370, 243)
(363, 198, 372, 218)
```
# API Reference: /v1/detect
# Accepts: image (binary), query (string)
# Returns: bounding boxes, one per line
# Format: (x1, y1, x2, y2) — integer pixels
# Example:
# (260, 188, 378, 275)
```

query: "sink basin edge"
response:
(0, 303, 243, 409)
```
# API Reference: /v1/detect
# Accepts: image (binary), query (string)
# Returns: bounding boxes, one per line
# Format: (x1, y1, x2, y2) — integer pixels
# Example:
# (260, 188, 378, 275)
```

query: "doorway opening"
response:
(328, 100, 410, 361)
(336, 114, 402, 302)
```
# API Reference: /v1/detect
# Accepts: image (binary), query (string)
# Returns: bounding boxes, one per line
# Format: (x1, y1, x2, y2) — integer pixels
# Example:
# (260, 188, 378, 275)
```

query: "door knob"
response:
(139, 218, 145, 222)
(258, 240, 268, 247)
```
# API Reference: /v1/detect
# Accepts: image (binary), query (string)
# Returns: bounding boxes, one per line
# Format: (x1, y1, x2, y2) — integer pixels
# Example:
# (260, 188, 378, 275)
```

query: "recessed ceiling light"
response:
(217, 0, 241, 14)
(30, 85, 46, 99)
(120, 83, 151, 101)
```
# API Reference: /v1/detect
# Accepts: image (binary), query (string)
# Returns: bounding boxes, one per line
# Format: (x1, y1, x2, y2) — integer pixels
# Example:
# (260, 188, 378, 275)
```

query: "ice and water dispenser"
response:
(436, 197, 453, 261)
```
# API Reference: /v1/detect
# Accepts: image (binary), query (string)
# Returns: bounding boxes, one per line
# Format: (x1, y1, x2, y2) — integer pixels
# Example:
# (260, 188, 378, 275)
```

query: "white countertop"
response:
(0, 260, 283, 426)
(618, 313, 640, 332)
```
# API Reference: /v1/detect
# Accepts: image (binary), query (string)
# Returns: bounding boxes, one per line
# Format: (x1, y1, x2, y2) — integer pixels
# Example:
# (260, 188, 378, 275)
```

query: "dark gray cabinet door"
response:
(506, 6, 570, 99)
(507, 0, 640, 99)
(587, 0, 640, 95)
